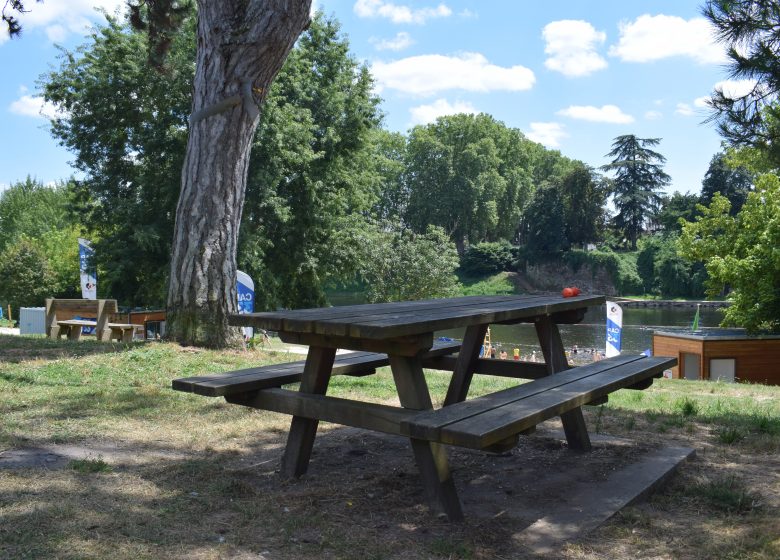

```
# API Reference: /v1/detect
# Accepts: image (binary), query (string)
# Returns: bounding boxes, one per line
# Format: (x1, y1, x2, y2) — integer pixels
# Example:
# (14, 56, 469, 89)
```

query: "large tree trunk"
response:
(167, 0, 311, 347)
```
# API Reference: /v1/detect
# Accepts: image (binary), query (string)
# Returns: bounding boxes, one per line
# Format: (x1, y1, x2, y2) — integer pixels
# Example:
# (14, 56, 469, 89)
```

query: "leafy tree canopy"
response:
(404, 113, 559, 253)
(678, 174, 780, 332)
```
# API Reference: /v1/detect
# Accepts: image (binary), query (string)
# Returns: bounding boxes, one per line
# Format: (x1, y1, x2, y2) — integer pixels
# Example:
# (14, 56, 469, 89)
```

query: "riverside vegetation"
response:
(1, 336, 778, 559)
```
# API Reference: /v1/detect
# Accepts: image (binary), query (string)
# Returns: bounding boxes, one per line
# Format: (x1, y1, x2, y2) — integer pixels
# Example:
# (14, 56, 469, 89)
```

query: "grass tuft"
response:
(685, 475, 761, 514)
(68, 456, 112, 473)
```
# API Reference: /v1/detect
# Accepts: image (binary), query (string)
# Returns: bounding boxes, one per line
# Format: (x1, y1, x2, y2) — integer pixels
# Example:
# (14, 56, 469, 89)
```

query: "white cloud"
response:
(609, 14, 726, 64)
(354, 0, 451, 24)
(372, 52, 535, 96)
(9, 94, 63, 120)
(644, 110, 662, 120)
(675, 103, 694, 116)
(694, 96, 710, 108)
(409, 98, 476, 125)
(543, 20, 607, 77)
(557, 104, 634, 124)
(525, 122, 568, 148)
(1, 0, 125, 45)
(713, 78, 758, 99)
(370, 31, 414, 51)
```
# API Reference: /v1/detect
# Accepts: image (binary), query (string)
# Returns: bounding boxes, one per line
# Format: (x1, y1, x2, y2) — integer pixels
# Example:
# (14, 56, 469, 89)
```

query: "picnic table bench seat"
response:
(173, 340, 463, 397)
(400, 354, 675, 450)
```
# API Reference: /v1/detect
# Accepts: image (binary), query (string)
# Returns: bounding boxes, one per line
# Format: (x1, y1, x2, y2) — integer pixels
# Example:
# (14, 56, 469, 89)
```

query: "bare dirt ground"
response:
(3, 414, 776, 560)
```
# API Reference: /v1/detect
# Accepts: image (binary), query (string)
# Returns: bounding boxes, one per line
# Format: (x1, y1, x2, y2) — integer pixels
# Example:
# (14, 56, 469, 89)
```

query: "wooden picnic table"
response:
(176, 294, 675, 520)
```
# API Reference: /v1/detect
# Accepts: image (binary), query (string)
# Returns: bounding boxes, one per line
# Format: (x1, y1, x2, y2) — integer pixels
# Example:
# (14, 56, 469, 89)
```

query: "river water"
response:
(327, 292, 724, 359)
(437, 304, 724, 359)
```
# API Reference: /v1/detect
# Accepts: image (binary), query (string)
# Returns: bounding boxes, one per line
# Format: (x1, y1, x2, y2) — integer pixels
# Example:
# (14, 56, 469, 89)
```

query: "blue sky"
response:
(0, 1, 754, 196)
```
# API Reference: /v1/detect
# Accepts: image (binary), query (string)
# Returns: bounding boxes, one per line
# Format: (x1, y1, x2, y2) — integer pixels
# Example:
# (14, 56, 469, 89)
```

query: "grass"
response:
(456, 271, 517, 296)
(1, 334, 779, 559)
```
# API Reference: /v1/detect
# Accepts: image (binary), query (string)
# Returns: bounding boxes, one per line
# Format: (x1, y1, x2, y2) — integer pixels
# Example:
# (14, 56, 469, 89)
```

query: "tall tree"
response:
(521, 183, 568, 256)
(44, 16, 192, 306)
(242, 15, 383, 310)
(703, 0, 780, 163)
(404, 114, 536, 253)
(601, 135, 670, 250)
(700, 152, 754, 214)
(163, 1, 311, 347)
(656, 191, 701, 234)
(558, 163, 609, 247)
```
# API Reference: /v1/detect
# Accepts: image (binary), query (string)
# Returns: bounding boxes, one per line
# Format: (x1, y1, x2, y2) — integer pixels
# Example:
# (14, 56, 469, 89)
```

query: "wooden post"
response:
(44, 299, 58, 339)
(535, 314, 592, 452)
(280, 346, 337, 478)
(390, 355, 464, 521)
(443, 324, 489, 406)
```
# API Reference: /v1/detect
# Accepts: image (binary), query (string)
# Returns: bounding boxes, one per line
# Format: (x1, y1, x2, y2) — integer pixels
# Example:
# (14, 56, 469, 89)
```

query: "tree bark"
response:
(167, 0, 311, 347)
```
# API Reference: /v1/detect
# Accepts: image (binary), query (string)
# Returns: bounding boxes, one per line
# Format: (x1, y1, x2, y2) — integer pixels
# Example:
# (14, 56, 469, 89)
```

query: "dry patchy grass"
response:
(0, 335, 778, 559)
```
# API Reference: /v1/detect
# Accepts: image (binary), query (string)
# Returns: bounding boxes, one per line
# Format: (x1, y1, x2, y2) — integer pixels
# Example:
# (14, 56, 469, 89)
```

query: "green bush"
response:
(459, 241, 515, 275)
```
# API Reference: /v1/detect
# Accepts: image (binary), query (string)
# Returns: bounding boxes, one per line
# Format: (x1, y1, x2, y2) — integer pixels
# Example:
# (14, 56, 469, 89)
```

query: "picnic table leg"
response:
(67, 325, 82, 341)
(280, 346, 337, 478)
(535, 315, 592, 452)
(443, 324, 488, 406)
(390, 355, 464, 521)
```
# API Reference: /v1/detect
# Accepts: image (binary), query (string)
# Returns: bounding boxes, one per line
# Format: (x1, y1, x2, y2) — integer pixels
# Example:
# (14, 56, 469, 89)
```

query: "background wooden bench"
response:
(45, 298, 121, 341)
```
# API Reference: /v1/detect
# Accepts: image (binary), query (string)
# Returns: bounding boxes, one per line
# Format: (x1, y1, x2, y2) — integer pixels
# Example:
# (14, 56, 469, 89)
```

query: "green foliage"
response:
(679, 174, 780, 331)
(560, 249, 643, 295)
(459, 241, 515, 276)
(637, 235, 707, 298)
(43, 12, 384, 311)
(522, 184, 568, 256)
(601, 135, 670, 249)
(242, 14, 383, 310)
(404, 113, 556, 251)
(457, 272, 515, 296)
(0, 177, 73, 252)
(656, 191, 701, 234)
(44, 15, 193, 306)
(356, 224, 461, 303)
(558, 163, 609, 246)
(701, 152, 754, 214)
(0, 179, 81, 306)
(0, 238, 57, 315)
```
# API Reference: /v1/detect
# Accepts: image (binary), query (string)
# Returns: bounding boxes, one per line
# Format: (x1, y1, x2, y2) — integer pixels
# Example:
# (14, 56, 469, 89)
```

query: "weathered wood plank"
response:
(280, 346, 336, 478)
(345, 296, 604, 339)
(389, 355, 463, 521)
(225, 389, 416, 436)
(172, 341, 462, 397)
(535, 314, 591, 451)
(435, 357, 676, 449)
(278, 331, 435, 356)
(401, 355, 644, 439)
(229, 294, 605, 339)
(443, 324, 488, 406)
(229, 295, 521, 333)
(422, 356, 550, 380)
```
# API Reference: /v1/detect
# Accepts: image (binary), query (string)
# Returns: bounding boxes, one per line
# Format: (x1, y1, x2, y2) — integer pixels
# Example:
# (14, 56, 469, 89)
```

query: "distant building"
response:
(652, 329, 780, 385)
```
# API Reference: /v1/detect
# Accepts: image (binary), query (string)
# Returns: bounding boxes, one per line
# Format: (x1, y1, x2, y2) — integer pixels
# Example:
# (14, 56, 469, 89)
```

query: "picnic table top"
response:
(57, 319, 98, 326)
(230, 294, 605, 340)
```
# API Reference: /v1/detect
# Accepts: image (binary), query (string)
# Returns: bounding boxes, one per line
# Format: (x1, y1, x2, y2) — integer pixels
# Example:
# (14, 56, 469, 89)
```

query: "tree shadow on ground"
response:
(0, 334, 147, 364)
